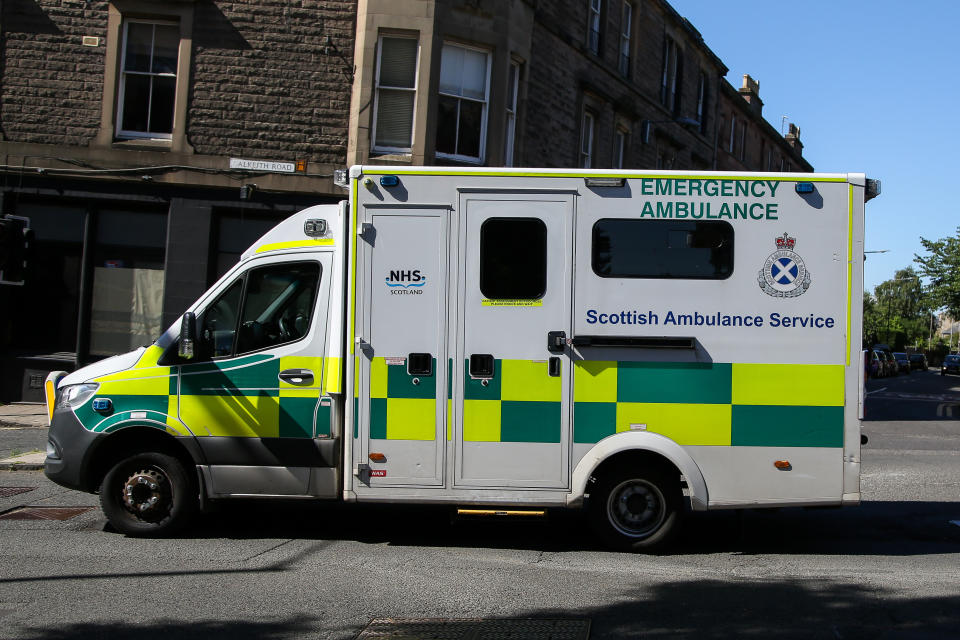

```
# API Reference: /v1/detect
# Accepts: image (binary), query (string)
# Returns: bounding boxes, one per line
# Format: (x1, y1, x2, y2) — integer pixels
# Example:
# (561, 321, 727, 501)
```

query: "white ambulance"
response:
(44, 167, 876, 550)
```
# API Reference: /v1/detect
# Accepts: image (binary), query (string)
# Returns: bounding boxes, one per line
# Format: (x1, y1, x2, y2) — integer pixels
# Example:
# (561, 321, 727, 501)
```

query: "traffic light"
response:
(0, 216, 29, 285)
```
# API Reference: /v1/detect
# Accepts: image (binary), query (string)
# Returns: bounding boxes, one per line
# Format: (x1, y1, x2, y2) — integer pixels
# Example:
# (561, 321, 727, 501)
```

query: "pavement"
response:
(0, 402, 49, 470)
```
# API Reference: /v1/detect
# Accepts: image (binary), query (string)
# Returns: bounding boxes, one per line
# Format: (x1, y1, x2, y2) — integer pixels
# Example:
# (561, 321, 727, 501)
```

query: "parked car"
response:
(909, 353, 928, 371)
(893, 352, 911, 375)
(942, 354, 960, 376)
(866, 350, 881, 378)
(878, 350, 897, 376)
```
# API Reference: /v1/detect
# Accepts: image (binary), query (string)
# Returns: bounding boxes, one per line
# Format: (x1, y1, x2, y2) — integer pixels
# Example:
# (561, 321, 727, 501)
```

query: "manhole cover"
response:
(356, 618, 591, 639)
(0, 506, 94, 521)
(0, 487, 35, 498)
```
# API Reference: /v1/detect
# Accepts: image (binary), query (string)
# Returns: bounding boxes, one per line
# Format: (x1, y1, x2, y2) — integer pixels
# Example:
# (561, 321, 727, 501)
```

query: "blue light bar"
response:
(795, 182, 815, 194)
(380, 175, 400, 187)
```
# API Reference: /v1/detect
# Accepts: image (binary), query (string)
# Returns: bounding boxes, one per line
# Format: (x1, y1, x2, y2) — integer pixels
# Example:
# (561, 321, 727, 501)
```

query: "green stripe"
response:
(76, 395, 170, 432)
(617, 362, 731, 404)
(573, 402, 616, 443)
(500, 401, 560, 443)
(180, 360, 280, 396)
(731, 405, 844, 447)
(370, 397, 387, 439)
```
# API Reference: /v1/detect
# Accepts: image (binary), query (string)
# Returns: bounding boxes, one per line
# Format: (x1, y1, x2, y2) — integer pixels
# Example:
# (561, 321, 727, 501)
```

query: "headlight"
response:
(55, 383, 99, 410)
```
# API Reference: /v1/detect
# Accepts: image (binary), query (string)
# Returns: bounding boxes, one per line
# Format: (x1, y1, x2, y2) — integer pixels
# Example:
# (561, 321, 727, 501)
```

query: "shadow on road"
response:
(162, 498, 959, 557)
(12, 578, 960, 639)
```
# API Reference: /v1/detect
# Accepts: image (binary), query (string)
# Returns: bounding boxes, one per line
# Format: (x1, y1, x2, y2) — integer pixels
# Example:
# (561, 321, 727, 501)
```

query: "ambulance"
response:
(44, 167, 877, 550)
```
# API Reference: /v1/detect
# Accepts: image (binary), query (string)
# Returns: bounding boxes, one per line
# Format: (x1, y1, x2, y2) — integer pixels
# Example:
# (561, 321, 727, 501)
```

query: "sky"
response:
(668, 0, 960, 294)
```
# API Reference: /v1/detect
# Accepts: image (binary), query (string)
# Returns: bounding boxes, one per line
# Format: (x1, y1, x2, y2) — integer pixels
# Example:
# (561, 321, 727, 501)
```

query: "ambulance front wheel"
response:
(99, 451, 197, 537)
(589, 464, 682, 552)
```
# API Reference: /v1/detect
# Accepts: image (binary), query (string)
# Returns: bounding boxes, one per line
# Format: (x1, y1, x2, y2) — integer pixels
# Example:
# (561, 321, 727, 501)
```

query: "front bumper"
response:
(44, 407, 103, 493)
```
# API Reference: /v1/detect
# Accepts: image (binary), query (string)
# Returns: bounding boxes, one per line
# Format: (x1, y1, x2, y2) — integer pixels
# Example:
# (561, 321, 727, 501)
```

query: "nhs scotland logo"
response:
(758, 233, 811, 298)
(385, 269, 426, 295)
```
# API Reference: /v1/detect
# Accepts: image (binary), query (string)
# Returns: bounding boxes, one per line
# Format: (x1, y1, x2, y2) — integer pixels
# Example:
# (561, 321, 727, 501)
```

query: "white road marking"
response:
(866, 387, 887, 395)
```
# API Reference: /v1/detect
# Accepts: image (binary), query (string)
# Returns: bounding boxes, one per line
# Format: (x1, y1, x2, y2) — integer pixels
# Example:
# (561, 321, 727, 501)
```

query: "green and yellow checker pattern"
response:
(369, 356, 438, 440)
(573, 361, 845, 447)
(179, 354, 330, 438)
(79, 347, 333, 439)
(463, 358, 562, 443)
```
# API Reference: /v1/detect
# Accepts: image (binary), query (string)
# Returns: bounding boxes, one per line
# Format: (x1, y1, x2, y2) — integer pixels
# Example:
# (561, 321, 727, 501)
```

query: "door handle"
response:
(548, 357, 561, 377)
(279, 369, 314, 385)
(547, 331, 566, 354)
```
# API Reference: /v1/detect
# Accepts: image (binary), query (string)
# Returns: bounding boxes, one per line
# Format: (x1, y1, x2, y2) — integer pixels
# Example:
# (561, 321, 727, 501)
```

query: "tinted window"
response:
(480, 218, 547, 299)
(200, 279, 244, 358)
(236, 262, 321, 355)
(592, 219, 734, 279)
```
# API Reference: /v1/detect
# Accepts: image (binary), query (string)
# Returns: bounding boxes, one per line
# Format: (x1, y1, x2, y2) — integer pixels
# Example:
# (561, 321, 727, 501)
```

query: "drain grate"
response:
(0, 487, 35, 498)
(0, 506, 94, 521)
(356, 618, 591, 639)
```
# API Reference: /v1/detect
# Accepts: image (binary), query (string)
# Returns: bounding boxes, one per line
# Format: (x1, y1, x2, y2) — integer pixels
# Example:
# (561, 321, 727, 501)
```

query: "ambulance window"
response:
(592, 219, 733, 279)
(480, 217, 547, 299)
(235, 262, 321, 355)
(200, 279, 244, 359)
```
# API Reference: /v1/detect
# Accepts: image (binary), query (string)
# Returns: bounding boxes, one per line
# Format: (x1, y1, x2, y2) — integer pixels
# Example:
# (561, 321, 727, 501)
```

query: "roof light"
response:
(379, 175, 400, 187)
(584, 177, 626, 188)
(795, 182, 815, 194)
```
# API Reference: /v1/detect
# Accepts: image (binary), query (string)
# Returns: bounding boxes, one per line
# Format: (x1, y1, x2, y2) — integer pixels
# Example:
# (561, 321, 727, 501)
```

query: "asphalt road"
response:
(1, 370, 958, 639)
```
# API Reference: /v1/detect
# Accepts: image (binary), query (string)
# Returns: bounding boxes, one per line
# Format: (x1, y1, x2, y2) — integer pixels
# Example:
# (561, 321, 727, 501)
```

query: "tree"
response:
(914, 226, 960, 319)
(867, 267, 934, 350)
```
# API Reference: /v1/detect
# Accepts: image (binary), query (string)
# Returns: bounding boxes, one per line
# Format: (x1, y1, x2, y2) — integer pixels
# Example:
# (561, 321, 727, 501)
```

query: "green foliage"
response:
(914, 226, 960, 319)
(863, 267, 935, 350)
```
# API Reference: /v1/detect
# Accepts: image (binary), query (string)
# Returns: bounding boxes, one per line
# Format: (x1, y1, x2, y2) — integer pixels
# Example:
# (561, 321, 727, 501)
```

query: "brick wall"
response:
(188, 0, 356, 164)
(523, 0, 719, 170)
(1, 0, 108, 145)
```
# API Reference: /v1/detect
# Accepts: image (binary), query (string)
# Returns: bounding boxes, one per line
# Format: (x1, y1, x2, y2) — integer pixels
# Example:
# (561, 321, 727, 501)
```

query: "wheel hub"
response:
(121, 469, 170, 520)
(608, 479, 666, 538)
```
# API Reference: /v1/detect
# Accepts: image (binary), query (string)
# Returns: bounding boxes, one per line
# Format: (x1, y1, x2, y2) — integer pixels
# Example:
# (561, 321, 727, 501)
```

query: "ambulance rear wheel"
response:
(590, 464, 681, 552)
(99, 452, 197, 537)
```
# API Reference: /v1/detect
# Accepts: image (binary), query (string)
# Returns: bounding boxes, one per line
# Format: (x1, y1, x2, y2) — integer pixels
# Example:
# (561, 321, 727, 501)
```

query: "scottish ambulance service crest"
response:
(758, 233, 811, 298)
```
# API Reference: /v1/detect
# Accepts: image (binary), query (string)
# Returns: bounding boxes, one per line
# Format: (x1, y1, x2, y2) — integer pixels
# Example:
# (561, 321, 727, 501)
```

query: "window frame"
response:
(436, 42, 492, 164)
(696, 71, 708, 134)
(660, 36, 682, 113)
(587, 0, 603, 55)
(116, 19, 180, 141)
(618, 2, 632, 76)
(504, 60, 521, 167)
(370, 33, 420, 155)
(613, 126, 628, 168)
(591, 218, 735, 280)
(580, 110, 595, 168)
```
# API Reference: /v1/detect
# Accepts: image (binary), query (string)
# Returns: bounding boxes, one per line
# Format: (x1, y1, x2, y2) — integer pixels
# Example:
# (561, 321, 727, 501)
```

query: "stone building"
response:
(0, 0, 811, 401)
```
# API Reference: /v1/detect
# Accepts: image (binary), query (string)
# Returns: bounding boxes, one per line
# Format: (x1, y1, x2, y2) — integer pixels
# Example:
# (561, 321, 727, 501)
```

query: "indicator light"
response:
(369, 453, 386, 463)
(774, 460, 792, 470)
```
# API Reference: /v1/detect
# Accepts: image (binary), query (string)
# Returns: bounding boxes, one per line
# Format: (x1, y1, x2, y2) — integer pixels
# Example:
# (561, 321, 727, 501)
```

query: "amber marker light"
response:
(774, 460, 792, 470)
(369, 453, 386, 463)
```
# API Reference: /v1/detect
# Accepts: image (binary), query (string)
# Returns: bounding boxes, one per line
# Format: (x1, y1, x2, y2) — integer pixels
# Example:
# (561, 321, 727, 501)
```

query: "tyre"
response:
(589, 463, 682, 552)
(99, 452, 197, 537)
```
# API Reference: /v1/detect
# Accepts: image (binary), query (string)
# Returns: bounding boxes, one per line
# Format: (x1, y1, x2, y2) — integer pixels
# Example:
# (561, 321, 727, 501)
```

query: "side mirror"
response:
(178, 312, 197, 360)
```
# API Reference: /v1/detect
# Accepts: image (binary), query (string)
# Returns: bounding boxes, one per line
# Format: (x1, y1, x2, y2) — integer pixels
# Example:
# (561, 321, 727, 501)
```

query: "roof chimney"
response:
(785, 122, 803, 155)
(739, 74, 763, 116)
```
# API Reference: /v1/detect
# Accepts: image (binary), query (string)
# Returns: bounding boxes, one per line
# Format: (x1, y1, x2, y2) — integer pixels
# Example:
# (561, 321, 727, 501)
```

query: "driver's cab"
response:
(154, 204, 343, 497)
